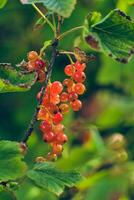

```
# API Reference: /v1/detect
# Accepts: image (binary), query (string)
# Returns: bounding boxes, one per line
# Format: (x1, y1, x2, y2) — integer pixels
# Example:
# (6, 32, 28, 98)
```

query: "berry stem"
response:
(57, 26, 84, 40)
(32, 3, 56, 34)
(22, 39, 59, 144)
(59, 51, 74, 63)
(66, 54, 74, 64)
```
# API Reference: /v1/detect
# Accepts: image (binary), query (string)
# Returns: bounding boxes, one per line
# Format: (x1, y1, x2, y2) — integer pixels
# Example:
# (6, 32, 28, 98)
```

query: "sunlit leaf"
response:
(20, 0, 77, 18)
(27, 162, 82, 196)
(0, 140, 27, 182)
(83, 9, 134, 63)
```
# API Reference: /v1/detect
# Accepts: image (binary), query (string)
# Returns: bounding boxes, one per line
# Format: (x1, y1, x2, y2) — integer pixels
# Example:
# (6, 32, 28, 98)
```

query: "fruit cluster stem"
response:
(22, 39, 59, 144)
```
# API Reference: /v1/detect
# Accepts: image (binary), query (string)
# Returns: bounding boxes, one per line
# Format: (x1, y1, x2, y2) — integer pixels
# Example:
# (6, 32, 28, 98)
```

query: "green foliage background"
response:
(0, 0, 134, 199)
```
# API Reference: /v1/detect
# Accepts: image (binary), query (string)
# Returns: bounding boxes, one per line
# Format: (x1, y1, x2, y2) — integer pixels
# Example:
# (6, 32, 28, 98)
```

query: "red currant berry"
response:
(52, 144, 63, 155)
(59, 103, 70, 114)
(73, 71, 86, 83)
(68, 91, 78, 101)
(53, 124, 65, 133)
(64, 64, 75, 76)
(74, 83, 86, 95)
(40, 120, 52, 133)
(50, 94, 60, 105)
(60, 92, 69, 102)
(63, 79, 74, 87)
(56, 133, 68, 144)
(53, 112, 63, 124)
(28, 51, 39, 61)
(47, 103, 59, 114)
(38, 109, 50, 121)
(75, 61, 86, 71)
(70, 99, 82, 111)
(27, 61, 36, 71)
(38, 70, 46, 83)
(42, 94, 49, 106)
(35, 59, 46, 70)
(43, 131, 55, 143)
(50, 81, 63, 94)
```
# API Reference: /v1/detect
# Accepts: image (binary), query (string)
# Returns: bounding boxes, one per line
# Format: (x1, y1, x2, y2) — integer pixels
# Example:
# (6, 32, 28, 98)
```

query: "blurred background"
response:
(1, 0, 134, 199)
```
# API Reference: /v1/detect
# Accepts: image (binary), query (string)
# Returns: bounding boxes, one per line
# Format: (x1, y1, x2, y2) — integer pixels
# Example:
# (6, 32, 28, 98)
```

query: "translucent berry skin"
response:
(27, 61, 36, 71)
(38, 70, 46, 83)
(63, 79, 74, 88)
(73, 71, 86, 83)
(28, 51, 39, 61)
(35, 59, 46, 70)
(52, 144, 63, 155)
(50, 94, 60, 105)
(59, 104, 70, 114)
(38, 109, 50, 121)
(40, 120, 52, 133)
(74, 83, 86, 95)
(68, 92, 78, 101)
(53, 124, 64, 133)
(60, 92, 69, 102)
(55, 133, 68, 144)
(50, 81, 63, 94)
(64, 64, 75, 76)
(75, 61, 86, 71)
(52, 112, 63, 124)
(70, 99, 82, 111)
(42, 94, 49, 106)
(43, 131, 55, 143)
(47, 103, 59, 114)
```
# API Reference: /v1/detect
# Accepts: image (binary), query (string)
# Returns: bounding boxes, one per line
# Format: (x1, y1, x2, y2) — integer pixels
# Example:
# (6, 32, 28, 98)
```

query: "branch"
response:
(22, 39, 59, 144)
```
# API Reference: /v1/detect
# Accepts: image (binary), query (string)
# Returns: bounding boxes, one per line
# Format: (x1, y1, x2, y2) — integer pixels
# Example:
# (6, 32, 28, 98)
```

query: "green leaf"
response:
(27, 162, 82, 196)
(83, 9, 134, 63)
(0, 64, 37, 93)
(0, 140, 27, 182)
(0, 0, 7, 9)
(20, 0, 77, 18)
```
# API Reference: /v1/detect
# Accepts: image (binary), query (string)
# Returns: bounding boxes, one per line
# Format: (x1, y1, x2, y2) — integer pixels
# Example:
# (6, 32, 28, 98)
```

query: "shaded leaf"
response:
(20, 0, 77, 18)
(83, 9, 134, 63)
(0, 140, 27, 182)
(0, 64, 37, 93)
(27, 162, 82, 196)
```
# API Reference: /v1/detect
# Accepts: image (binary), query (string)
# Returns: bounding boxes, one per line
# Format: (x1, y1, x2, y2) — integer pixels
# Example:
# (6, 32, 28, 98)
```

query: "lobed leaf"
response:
(27, 162, 82, 196)
(0, 63, 37, 93)
(83, 9, 134, 63)
(0, 140, 27, 182)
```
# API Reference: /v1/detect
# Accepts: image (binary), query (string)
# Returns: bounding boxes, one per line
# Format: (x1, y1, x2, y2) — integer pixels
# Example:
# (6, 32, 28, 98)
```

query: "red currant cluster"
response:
(27, 51, 46, 82)
(37, 61, 86, 160)
(63, 61, 86, 111)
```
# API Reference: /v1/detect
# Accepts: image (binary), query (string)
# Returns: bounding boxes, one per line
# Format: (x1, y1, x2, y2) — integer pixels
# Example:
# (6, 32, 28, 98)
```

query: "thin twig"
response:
(22, 39, 58, 144)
